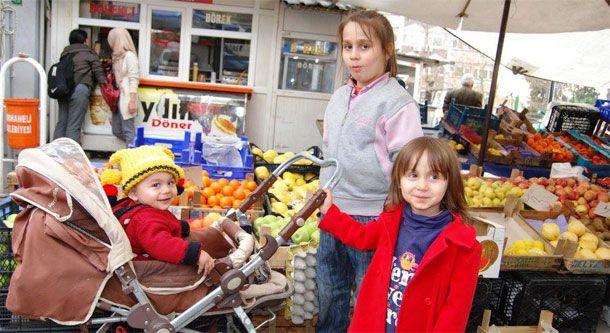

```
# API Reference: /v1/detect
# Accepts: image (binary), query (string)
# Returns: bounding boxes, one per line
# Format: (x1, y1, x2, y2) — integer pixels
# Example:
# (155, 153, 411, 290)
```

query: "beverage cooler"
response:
(278, 38, 338, 94)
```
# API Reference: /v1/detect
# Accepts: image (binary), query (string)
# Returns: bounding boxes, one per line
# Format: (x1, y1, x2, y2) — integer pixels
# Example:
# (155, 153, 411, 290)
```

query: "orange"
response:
(202, 187, 215, 198)
(233, 188, 246, 200)
(183, 180, 195, 188)
(184, 186, 198, 199)
(199, 195, 207, 206)
(229, 179, 241, 189)
(220, 196, 233, 208)
(190, 219, 204, 230)
(217, 178, 229, 187)
(202, 169, 209, 177)
(245, 180, 257, 191)
(207, 196, 219, 207)
(202, 176, 212, 187)
(221, 185, 234, 197)
(210, 182, 222, 193)
(232, 199, 243, 209)
(170, 196, 180, 206)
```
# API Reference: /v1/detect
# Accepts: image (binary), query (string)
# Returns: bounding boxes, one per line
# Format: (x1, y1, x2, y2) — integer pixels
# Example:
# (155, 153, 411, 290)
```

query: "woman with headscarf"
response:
(108, 27, 139, 146)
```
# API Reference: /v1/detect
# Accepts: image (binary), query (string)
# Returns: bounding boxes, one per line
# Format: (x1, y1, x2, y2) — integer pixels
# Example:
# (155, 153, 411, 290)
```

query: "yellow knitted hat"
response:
(108, 145, 185, 194)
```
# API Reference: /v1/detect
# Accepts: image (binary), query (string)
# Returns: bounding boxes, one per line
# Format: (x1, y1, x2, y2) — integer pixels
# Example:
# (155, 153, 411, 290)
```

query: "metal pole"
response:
(478, 0, 511, 167)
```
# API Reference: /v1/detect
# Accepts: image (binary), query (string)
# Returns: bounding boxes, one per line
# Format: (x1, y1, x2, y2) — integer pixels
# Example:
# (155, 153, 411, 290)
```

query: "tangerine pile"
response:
(174, 170, 258, 209)
(526, 133, 574, 162)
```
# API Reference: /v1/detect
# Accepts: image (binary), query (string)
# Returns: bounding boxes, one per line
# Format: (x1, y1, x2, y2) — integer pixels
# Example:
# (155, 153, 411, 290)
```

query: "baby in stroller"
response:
(6, 138, 340, 332)
(101, 145, 255, 277)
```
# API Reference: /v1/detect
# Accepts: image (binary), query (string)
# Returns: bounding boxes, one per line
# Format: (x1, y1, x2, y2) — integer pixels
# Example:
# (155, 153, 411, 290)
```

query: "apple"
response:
(538, 177, 549, 186)
(530, 178, 540, 185)
(577, 197, 588, 206)
(546, 185, 556, 193)
(549, 201, 563, 212)
(555, 188, 566, 197)
(555, 178, 567, 187)
(576, 186, 588, 195)
(291, 228, 311, 244)
(583, 190, 597, 202)
(575, 204, 589, 215)
(548, 179, 556, 186)
(566, 178, 577, 187)
(558, 194, 567, 202)
(518, 182, 530, 189)
(598, 192, 609, 203)
(567, 191, 580, 201)
(563, 186, 573, 193)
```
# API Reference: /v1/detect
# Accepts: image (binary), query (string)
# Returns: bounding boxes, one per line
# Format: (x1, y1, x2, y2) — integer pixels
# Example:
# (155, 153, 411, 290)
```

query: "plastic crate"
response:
(178, 135, 254, 180)
(555, 130, 610, 177)
(484, 272, 525, 327)
(446, 102, 500, 136)
(132, 127, 194, 157)
(545, 103, 600, 135)
(595, 99, 610, 122)
(252, 144, 322, 175)
(466, 278, 497, 332)
(511, 271, 607, 333)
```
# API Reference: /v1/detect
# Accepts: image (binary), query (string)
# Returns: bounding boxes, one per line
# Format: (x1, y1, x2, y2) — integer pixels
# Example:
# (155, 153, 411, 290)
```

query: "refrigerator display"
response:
(278, 37, 337, 93)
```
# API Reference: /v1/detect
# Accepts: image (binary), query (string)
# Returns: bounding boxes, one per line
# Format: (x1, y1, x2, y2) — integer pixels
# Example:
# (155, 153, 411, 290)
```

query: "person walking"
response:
(53, 29, 106, 144)
(107, 28, 139, 146)
(442, 73, 484, 117)
(316, 10, 424, 332)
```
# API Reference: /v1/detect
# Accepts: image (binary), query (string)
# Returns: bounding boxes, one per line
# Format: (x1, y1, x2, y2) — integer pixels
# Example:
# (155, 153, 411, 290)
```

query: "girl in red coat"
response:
(319, 136, 482, 332)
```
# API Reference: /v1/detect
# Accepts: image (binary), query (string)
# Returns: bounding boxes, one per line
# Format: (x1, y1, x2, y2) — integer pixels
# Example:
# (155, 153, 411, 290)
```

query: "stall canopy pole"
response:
(478, 0, 511, 167)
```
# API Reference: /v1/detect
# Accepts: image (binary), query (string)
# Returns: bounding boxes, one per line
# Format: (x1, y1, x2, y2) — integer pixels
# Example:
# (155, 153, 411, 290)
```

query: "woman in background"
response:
(107, 27, 139, 146)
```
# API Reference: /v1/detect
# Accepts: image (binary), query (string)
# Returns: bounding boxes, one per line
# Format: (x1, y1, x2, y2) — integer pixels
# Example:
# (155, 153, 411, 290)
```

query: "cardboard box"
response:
(473, 216, 505, 278)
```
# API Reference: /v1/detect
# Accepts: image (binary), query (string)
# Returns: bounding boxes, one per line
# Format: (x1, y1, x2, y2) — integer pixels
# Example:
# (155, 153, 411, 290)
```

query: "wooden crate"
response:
(478, 309, 555, 333)
(554, 237, 610, 274)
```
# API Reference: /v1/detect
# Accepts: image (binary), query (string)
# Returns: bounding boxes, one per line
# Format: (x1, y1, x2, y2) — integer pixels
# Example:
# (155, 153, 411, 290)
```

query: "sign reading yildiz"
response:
(84, 86, 247, 140)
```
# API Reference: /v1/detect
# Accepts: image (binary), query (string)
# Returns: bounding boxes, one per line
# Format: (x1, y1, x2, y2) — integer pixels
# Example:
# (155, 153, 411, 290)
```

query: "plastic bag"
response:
(202, 136, 243, 167)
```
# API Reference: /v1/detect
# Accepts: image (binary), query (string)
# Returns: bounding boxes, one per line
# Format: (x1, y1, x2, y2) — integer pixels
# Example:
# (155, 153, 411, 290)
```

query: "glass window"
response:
(189, 37, 250, 85)
(79, 25, 139, 64)
(192, 10, 252, 32)
(278, 38, 337, 93)
(79, 0, 140, 22)
(149, 9, 182, 77)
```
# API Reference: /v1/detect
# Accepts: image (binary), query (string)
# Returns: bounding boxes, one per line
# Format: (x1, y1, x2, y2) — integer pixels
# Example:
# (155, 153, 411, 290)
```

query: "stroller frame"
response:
(10, 139, 341, 333)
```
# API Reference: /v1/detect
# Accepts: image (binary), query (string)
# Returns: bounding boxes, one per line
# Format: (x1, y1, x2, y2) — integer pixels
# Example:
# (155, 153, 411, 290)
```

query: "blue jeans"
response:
(316, 215, 375, 333)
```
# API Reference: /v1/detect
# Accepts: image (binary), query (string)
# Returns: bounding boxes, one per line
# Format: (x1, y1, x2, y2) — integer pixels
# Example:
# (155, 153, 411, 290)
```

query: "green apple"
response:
(310, 230, 320, 245)
(291, 228, 311, 244)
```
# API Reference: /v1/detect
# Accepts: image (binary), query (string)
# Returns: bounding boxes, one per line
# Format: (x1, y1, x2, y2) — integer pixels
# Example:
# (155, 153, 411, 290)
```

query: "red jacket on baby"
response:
(113, 198, 201, 265)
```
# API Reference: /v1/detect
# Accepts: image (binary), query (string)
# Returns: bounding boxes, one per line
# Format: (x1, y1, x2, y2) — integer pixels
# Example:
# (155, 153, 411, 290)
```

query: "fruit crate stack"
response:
(251, 144, 322, 175)
(445, 101, 500, 136)
(492, 131, 552, 168)
(525, 132, 575, 164)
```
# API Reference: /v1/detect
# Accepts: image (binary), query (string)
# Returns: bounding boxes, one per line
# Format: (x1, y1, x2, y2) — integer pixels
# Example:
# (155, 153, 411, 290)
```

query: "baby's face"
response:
(129, 172, 177, 210)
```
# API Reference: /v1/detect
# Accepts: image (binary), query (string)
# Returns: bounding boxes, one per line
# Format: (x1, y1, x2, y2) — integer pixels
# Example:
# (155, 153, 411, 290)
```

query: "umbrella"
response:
(339, 0, 610, 166)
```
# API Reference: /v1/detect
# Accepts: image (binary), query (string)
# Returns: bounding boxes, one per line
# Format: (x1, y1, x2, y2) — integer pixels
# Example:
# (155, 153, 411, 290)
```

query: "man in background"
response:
(442, 73, 483, 117)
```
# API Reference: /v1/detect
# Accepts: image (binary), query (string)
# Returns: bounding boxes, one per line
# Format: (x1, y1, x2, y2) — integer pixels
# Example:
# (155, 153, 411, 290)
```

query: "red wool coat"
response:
(319, 204, 482, 332)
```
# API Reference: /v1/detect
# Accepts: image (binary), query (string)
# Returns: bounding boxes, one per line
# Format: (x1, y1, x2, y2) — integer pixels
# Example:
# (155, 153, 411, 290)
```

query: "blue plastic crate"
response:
(178, 135, 254, 180)
(595, 99, 610, 122)
(446, 102, 499, 136)
(132, 127, 194, 157)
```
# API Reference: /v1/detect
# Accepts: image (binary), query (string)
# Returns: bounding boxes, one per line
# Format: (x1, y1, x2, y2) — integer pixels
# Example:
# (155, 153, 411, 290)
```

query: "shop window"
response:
(79, 0, 140, 23)
(278, 38, 337, 94)
(189, 37, 250, 85)
(79, 25, 139, 64)
(149, 9, 182, 77)
(192, 9, 252, 32)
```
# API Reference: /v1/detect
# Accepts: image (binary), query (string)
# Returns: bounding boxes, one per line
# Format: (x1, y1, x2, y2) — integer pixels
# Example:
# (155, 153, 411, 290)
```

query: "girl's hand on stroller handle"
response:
(319, 189, 332, 214)
(197, 250, 215, 276)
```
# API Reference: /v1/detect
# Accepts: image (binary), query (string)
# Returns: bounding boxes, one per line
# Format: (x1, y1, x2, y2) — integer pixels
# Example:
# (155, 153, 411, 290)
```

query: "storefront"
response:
(48, 0, 345, 152)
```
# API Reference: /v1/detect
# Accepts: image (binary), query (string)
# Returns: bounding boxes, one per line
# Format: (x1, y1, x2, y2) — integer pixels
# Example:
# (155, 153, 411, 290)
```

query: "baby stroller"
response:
(5, 138, 341, 332)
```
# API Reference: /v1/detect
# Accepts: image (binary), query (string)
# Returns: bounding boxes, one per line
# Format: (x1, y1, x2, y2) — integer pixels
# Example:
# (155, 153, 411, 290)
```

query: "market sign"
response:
(84, 86, 247, 141)
(79, 0, 140, 22)
(192, 9, 252, 33)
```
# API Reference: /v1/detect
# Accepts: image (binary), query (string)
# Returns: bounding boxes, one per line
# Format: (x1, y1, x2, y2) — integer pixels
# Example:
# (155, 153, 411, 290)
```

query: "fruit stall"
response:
(0, 98, 609, 332)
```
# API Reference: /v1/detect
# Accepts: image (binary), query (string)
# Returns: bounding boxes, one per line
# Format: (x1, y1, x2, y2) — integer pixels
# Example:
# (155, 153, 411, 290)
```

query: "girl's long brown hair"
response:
(385, 137, 471, 222)
(337, 10, 397, 77)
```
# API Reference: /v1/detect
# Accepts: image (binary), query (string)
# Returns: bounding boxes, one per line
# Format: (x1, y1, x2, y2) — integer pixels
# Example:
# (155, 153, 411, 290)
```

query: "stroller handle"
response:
(225, 152, 342, 220)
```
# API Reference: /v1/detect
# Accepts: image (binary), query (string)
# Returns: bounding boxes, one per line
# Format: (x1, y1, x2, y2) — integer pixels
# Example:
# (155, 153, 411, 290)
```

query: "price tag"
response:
(521, 184, 558, 211)
(184, 165, 203, 188)
(594, 202, 610, 218)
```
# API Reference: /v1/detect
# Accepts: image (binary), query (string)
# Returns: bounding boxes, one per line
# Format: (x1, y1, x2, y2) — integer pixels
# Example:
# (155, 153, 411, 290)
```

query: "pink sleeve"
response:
(374, 102, 424, 176)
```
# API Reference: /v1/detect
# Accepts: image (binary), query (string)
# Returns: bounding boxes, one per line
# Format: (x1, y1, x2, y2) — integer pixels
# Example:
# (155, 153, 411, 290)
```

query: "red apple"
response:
(548, 179, 556, 186)
(558, 194, 567, 202)
(566, 178, 576, 187)
(538, 177, 549, 186)
(518, 182, 530, 189)
(556, 178, 567, 187)
(567, 191, 580, 201)
(546, 185, 556, 193)
(588, 209, 597, 219)
(598, 192, 609, 203)
(555, 188, 567, 197)
(584, 190, 597, 202)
